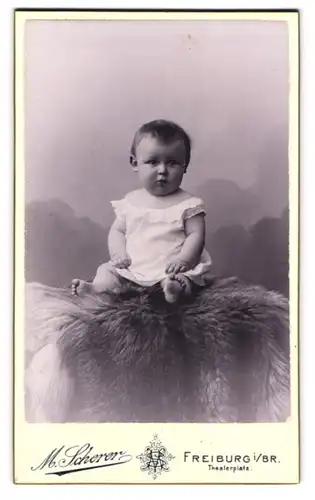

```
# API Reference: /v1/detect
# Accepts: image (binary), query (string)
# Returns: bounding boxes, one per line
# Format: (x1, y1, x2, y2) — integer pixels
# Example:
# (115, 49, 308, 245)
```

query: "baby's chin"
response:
(147, 184, 180, 196)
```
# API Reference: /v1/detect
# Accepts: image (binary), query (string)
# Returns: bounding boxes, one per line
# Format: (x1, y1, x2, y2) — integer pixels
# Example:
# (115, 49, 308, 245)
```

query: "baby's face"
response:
(132, 135, 187, 196)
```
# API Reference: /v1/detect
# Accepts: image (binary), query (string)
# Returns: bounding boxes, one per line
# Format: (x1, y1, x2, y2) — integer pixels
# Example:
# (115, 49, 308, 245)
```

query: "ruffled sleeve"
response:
(182, 197, 206, 220)
(110, 199, 127, 222)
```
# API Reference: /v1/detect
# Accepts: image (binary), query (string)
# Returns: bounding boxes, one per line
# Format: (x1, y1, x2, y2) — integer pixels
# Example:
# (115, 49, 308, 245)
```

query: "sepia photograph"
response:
(14, 10, 299, 485)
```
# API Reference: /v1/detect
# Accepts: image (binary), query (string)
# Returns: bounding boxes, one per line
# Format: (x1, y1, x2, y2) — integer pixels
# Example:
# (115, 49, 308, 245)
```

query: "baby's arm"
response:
(108, 217, 131, 268)
(166, 214, 205, 274)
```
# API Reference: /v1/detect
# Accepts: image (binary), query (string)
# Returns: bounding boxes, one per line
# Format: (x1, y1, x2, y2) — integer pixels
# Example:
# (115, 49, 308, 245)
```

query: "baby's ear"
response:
(130, 155, 138, 171)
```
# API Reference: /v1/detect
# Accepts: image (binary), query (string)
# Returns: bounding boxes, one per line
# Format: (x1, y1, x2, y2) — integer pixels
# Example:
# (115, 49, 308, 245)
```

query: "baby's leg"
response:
(93, 263, 122, 292)
(161, 274, 192, 304)
(72, 263, 121, 295)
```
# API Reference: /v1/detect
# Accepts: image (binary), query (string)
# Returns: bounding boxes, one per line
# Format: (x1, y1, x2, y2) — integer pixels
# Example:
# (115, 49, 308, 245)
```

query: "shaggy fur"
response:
(25, 277, 290, 423)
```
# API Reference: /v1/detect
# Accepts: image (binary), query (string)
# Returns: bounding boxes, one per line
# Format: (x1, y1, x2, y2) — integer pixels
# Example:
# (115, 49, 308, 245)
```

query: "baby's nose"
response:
(157, 163, 168, 174)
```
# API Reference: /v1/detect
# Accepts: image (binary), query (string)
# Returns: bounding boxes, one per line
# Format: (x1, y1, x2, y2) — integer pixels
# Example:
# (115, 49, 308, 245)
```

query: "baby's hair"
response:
(130, 119, 191, 166)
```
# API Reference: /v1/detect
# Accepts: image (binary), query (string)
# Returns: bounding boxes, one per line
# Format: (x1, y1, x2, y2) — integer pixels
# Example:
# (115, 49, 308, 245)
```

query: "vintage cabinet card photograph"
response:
(14, 9, 299, 484)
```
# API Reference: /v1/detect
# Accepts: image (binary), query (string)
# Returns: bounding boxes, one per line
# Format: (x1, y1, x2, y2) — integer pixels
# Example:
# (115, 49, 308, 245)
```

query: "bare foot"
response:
(162, 274, 191, 304)
(71, 279, 93, 296)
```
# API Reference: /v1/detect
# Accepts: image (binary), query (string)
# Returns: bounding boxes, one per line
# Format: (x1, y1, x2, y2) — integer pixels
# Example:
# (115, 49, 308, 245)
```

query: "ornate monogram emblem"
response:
(136, 434, 175, 480)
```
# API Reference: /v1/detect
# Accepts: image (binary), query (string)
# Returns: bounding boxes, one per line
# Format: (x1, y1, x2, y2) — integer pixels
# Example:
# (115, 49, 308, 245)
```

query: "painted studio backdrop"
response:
(24, 20, 289, 295)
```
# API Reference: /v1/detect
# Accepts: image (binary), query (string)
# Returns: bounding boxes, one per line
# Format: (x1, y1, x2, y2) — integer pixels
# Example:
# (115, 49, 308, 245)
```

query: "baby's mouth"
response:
(157, 178, 167, 184)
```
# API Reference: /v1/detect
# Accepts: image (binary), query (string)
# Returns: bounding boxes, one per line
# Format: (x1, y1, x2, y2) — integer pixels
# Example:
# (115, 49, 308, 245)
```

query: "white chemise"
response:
(110, 196, 212, 286)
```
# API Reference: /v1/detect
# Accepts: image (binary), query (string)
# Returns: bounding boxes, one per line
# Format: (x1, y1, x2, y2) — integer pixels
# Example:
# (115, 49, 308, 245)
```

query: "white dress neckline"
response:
(122, 195, 202, 213)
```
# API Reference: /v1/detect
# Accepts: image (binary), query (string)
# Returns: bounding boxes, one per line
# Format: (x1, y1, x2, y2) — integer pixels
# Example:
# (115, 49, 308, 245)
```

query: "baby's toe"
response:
(172, 274, 185, 289)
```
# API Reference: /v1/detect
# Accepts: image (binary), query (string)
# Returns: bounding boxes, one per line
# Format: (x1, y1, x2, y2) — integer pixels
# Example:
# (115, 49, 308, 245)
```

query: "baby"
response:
(72, 119, 212, 303)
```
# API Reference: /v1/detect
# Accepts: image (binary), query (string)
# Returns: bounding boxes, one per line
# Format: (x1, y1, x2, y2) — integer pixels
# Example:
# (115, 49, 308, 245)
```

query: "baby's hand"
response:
(110, 254, 132, 269)
(165, 259, 190, 275)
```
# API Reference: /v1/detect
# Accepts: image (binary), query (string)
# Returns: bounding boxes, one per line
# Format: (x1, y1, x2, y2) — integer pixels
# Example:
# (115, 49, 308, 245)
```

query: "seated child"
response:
(72, 119, 212, 303)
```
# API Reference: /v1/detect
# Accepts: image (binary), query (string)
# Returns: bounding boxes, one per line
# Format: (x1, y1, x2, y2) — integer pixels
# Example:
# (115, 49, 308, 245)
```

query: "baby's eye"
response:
(147, 159, 158, 165)
(167, 160, 178, 167)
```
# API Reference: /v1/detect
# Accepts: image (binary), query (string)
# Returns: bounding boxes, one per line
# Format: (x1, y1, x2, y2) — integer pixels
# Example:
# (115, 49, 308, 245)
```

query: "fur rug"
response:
(25, 277, 290, 423)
